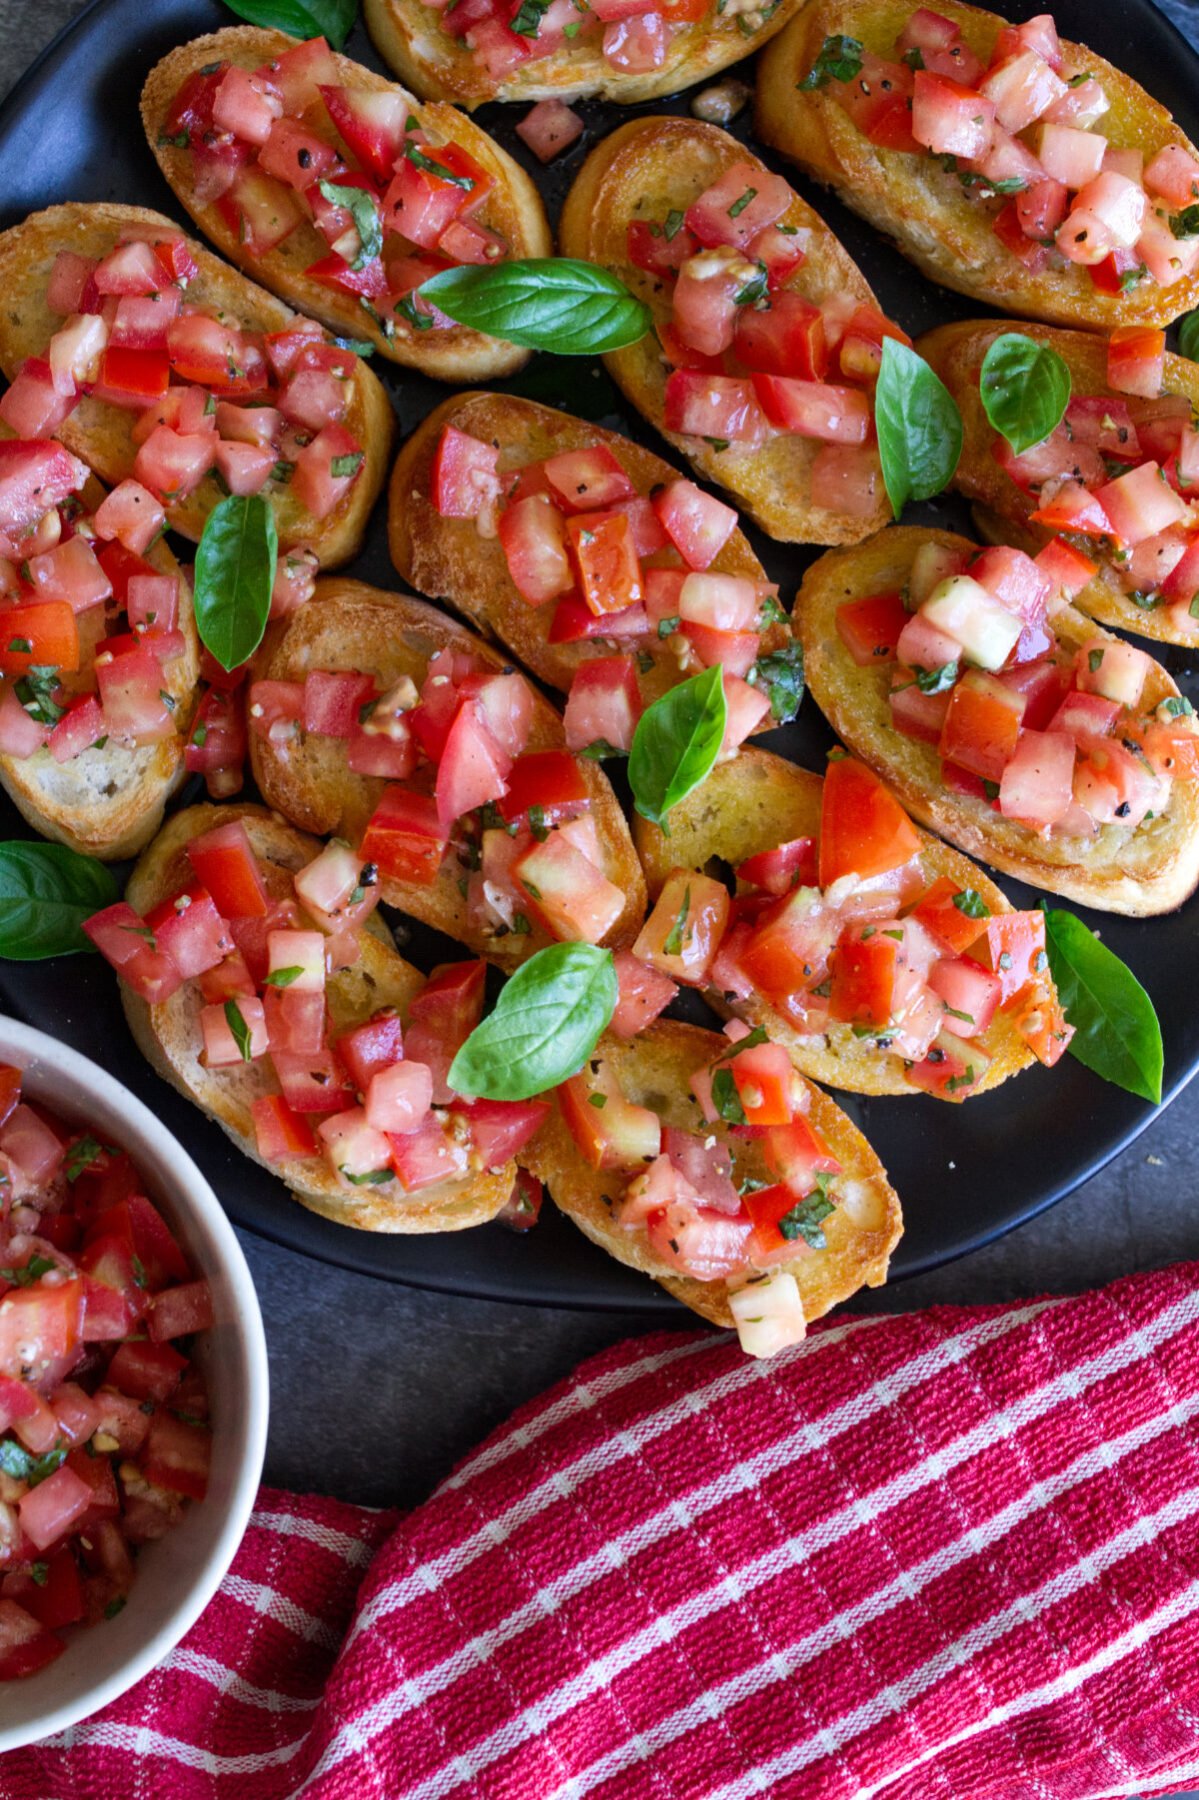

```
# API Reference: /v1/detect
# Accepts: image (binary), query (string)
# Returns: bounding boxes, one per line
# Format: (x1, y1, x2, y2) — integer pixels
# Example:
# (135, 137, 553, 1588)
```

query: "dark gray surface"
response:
(2, 0, 1199, 1540)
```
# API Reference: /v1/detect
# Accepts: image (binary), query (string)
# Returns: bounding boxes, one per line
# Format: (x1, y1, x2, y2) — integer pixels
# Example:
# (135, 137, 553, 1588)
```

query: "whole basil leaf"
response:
(0, 843, 117, 961)
(628, 665, 727, 828)
(979, 332, 1072, 455)
(1179, 309, 1199, 364)
(417, 260, 652, 354)
(194, 494, 278, 673)
(219, 0, 357, 49)
(875, 339, 962, 517)
(448, 943, 617, 1101)
(317, 180, 382, 270)
(1044, 908, 1163, 1104)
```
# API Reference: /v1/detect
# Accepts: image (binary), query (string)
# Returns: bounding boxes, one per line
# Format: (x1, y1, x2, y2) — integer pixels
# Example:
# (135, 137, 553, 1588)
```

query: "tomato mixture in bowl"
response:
(0, 1067, 213, 1679)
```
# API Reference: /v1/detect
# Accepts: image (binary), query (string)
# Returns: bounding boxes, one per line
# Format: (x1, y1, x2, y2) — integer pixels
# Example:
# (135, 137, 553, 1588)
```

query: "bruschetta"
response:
(558, 116, 903, 543)
(247, 577, 646, 968)
(756, 1, 1199, 328)
(141, 29, 551, 381)
(0, 204, 392, 567)
(798, 524, 1199, 915)
(521, 1017, 902, 1353)
(920, 318, 1199, 646)
(631, 747, 1056, 1100)
(91, 803, 534, 1233)
(0, 436, 199, 860)
(364, 0, 804, 111)
(389, 391, 802, 736)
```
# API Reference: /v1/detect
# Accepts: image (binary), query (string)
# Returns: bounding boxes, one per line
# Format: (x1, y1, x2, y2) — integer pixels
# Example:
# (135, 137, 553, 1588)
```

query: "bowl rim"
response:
(0, 1014, 269, 1752)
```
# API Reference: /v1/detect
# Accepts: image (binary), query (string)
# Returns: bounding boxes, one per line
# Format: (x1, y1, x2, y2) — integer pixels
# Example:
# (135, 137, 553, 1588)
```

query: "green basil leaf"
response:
(710, 1065, 746, 1125)
(417, 260, 652, 354)
(0, 1441, 65, 1486)
(628, 665, 727, 828)
(448, 943, 617, 1101)
(747, 639, 805, 723)
(224, 999, 254, 1063)
(1044, 908, 1163, 1104)
(1179, 310, 1199, 364)
(778, 1186, 835, 1247)
(979, 332, 1072, 456)
(798, 33, 863, 88)
(317, 179, 382, 270)
(875, 339, 963, 518)
(219, 0, 357, 50)
(194, 494, 278, 673)
(0, 843, 118, 960)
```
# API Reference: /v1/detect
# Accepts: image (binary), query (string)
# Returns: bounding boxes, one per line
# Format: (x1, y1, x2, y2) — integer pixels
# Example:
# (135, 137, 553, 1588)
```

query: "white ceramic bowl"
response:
(0, 1016, 269, 1751)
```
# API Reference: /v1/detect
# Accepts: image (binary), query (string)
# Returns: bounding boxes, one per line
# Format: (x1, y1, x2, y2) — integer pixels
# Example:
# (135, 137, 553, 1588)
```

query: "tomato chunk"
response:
(819, 757, 921, 887)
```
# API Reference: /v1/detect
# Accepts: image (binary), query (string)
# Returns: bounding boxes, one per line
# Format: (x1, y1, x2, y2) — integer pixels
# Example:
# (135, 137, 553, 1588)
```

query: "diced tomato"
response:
(453, 1098, 550, 1168)
(0, 602, 79, 676)
(559, 1071, 660, 1170)
(564, 656, 642, 754)
(436, 700, 511, 832)
(633, 871, 730, 986)
(542, 446, 635, 515)
(360, 785, 448, 887)
(291, 425, 364, 522)
(909, 876, 989, 954)
(828, 925, 900, 1027)
(733, 294, 828, 383)
(565, 511, 642, 617)
(819, 756, 921, 886)
(251, 1094, 317, 1164)
(836, 592, 908, 667)
(512, 834, 625, 944)
(144, 886, 232, 981)
(146, 1280, 213, 1343)
(663, 372, 770, 445)
(497, 750, 589, 828)
(628, 219, 698, 278)
(679, 621, 759, 679)
(1035, 536, 1099, 599)
(997, 727, 1076, 828)
(402, 961, 485, 1107)
(762, 1116, 841, 1193)
(736, 837, 817, 898)
(602, 13, 666, 70)
(187, 820, 269, 919)
(609, 951, 677, 1039)
(1105, 325, 1166, 401)
(751, 374, 870, 443)
(83, 902, 184, 1002)
(318, 82, 408, 181)
(685, 163, 792, 252)
(979, 910, 1048, 1002)
(383, 142, 483, 250)
(832, 53, 918, 151)
(727, 1041, 802, 1126)
(499, 496, 572, 605)
(0, 358, 77, 437)
(0, 1276, 81, 1378)
(938, 671, 1026, 783)
(143, 1412, 210, 1501)
(132, 425, 215, 506)
(650, 480, 737, 571)
(911, 71, 995, 157)
(1029, 478, 1115, 537)
(166, 314, 268, 397)
(495, 1169, 543, 1231)
(431, 425, 500, 520)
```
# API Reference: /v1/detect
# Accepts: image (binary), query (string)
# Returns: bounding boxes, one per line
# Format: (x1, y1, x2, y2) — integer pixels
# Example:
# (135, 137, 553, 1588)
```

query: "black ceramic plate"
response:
(0, 0, 1195, 1312)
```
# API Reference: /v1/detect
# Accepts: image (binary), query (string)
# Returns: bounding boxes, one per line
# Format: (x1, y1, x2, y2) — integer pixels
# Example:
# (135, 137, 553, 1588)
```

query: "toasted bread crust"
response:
(920, 319, 1199, 646)
(388, 390, 790, 705)
(0, 203, 393, 567)
(364, 0, 804, 109)
(755, 0, 1199, 329)
(141, 28, 551, 381)
(633, 747, 1033, 1096)
(248, 577, 646, 966)
(557, 116, 892, 545)
(799, 525, 1199, 915)
(522, 1019, 902, 1327)
(0, 513, 198, 860)
(123, 804, 512, 1232)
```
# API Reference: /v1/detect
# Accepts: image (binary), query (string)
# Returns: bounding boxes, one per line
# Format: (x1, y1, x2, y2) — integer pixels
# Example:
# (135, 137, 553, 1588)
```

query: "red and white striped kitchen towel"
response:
(7, 1259, 1199, 1799)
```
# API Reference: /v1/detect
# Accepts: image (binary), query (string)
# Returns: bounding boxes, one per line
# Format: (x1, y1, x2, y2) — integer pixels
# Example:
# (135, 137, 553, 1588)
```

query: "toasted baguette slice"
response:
(123, 803, 513, 1232)
(141, 29, 551, 381)
(0, 470, 199, 860)
(389, 390, 790, 705)
(365, 0, 804, 109)
(557, 117, 891, 544)
(248, 577, 646, 967)
(633, 746, 1033, 1096)
(756, 0, 1199, 330)
(0, 204, 393, 567)
(799, 525, 1199, 915)
(522, 1019, 901, 1329)
(920, 319, 1199, 646)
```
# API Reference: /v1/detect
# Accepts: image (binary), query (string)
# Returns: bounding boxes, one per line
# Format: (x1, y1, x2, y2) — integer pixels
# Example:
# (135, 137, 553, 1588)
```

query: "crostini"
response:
(558, 116, 904, 543)
(389, 391, 801, 733)
(364, 0, 803, 111)
(0, 437, 199, 859)
(799, 524, 1199, 915)
(0, 204, 392, 567)
(521, 1017, 902, 1353)
(247, 578, 646, 968)
(756, 2, 1199, 328)
(142, 29, 551, 381)
(632, 747, 1058, 1100)
(91, 803, 536, 1232)
(921, 318, 1199, 646)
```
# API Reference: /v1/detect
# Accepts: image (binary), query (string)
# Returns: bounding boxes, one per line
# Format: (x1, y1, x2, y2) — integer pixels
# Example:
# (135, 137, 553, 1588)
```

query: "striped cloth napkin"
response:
(5, 1259, 1199, 1799)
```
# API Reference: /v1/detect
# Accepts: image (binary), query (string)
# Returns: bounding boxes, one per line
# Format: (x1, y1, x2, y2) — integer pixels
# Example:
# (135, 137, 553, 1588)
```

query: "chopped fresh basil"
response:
(317, 180, 383, 271)
(798, 33, 863, 88)
(710, 1065, 747, 1125)
(778, 1184, 835, 1247)
(224, 999, 254, 1062)
(662, 885, 691, 958)
(263, 965, 304, 988)
(746, 639, 805, 723)
(952, 889, 990, 919)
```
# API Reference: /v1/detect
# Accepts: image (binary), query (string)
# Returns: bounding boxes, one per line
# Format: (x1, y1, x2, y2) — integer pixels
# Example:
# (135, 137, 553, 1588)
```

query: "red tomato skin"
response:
(835, 592, 909, 667)
(818, 757, 922, 888)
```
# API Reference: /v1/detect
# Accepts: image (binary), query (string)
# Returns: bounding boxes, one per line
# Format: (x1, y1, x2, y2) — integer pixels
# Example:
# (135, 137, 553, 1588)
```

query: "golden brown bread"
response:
(557, 116, 892, 544)
(798, 525, 1199, 915)
(122, 803, 513, 1233)
(248, 577, 647, 967)
(633, 746, 1034, 1096)
(920, 318, 1199, 645)
(141, 28, 551, 381)
(0, 204, 393, 567)
(388, 389, 792, 705)
(521, 1019, 902, 1327)
(755, 0, 1199, 328)
(364, 0, 805, 109)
